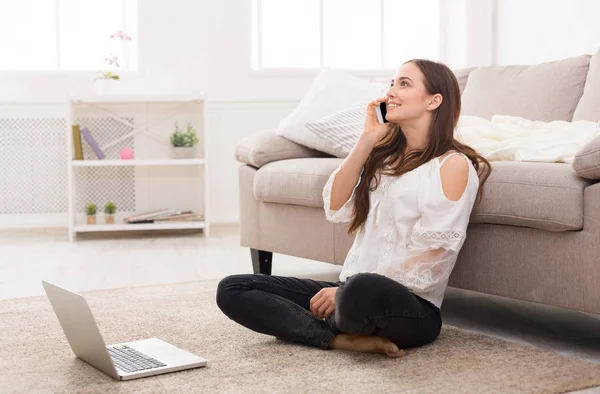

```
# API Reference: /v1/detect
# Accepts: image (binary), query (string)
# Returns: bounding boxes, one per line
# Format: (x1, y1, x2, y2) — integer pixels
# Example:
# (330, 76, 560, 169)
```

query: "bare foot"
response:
(329, 334, 405, 358)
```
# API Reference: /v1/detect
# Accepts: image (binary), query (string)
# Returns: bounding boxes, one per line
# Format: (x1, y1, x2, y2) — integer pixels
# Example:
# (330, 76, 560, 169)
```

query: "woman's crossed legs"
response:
(216, 272, 441, 356)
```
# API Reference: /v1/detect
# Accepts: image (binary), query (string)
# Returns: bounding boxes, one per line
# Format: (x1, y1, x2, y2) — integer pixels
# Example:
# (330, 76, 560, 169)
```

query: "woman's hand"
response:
(310, 287, 338, 319)
(361, 96, 395, 147)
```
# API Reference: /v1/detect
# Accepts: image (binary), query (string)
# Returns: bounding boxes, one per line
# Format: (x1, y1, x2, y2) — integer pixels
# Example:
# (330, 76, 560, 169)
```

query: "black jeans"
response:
(216, 272, 442, 350)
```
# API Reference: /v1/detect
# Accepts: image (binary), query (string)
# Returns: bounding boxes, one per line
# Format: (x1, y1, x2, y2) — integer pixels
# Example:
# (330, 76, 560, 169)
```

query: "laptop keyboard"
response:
(107, 345, 167, 373)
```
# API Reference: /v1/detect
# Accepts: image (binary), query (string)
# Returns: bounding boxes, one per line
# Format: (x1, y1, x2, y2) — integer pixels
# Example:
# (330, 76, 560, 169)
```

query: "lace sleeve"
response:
(373, 212, 467, 292)
(374, 156, 477, 292)
(322, 164, 363, 223)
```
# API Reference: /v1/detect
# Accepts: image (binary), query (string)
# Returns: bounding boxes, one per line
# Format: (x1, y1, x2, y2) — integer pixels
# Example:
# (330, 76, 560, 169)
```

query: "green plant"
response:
(170, 122, 199, 147)
(104, 202, 117, 215)
(96, 70, 120, 81)
(85, 203, 97, 216)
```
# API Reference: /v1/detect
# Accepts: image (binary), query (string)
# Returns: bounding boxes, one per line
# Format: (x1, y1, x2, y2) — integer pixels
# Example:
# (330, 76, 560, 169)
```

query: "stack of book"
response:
(124, 209, 204, 224)
(72, 125, 106, 160)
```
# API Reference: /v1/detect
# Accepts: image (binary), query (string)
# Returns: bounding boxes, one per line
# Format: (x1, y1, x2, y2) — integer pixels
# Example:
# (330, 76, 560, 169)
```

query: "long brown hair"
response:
(348, 59, 491, 235)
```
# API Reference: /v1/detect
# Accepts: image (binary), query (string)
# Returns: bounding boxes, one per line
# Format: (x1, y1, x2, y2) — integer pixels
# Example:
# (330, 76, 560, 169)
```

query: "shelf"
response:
(67, 95, 209, 241)
(71, 159, 205, 167)
(73, 220, 206, 233)
(69, 94, 205, 104)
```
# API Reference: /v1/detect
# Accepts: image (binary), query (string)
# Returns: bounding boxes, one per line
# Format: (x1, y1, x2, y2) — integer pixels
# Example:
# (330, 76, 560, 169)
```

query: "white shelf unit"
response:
(66, 95, 209, 241)
(73, 219, 207, 233)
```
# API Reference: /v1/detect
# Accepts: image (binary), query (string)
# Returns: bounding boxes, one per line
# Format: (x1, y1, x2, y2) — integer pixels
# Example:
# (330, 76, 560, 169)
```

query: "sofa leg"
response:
(251, 249, 273, 275)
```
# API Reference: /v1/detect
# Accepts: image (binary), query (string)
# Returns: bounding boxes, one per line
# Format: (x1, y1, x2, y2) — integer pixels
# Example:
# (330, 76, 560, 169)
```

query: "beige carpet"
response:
(1, 281, 600, 394)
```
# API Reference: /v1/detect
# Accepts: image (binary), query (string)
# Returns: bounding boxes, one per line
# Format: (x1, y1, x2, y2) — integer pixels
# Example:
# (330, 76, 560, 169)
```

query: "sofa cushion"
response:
(462, 55, 591, 122)
(573, 50, 600, 121)
(254, 158, 344, 207)
(471, 161, 593, 231)
(274, 67, 474, 158)
(573, 135, 600, 180)
(275, 68, 387, 157)
(302, 67, 477, 159)
(454, 67, 476, 95)
(255, 158, 592, 232)
(235, 130, 331, 168)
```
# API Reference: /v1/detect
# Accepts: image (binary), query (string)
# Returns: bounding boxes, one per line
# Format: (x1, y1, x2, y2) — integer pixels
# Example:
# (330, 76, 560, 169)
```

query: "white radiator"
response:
(0, 104, 67, 225)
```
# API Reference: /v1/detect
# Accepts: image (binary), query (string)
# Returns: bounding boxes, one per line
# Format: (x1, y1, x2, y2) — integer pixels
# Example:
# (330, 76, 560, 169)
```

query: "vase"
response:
(172, 147, 196, 159)
(87, 215, 97, 225)
(94, 79, 116, 95)
(105, 214, 115, 224)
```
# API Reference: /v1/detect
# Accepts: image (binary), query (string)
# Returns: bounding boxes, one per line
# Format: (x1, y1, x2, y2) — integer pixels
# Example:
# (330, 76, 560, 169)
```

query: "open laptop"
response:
(42, 280, 207, 381)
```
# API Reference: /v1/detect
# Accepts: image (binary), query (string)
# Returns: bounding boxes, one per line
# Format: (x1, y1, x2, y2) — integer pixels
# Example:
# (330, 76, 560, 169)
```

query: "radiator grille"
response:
(0, 117, 67, 214)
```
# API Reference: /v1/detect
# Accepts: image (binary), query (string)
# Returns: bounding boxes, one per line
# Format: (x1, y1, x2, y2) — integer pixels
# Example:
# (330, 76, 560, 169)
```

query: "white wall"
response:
(440, 0, 496, 69)
(495, 0, 600, 65)
(138, 0, 319, 102)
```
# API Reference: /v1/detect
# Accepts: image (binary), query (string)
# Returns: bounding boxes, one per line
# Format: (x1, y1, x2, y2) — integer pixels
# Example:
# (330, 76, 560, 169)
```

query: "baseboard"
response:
(0, 214, 68, 229)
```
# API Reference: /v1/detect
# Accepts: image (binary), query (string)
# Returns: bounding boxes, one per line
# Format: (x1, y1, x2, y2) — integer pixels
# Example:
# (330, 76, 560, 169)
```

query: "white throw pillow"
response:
(304, 104, 366, 158)
(300, 68, 478, 158)
(276, 68, 387, 156)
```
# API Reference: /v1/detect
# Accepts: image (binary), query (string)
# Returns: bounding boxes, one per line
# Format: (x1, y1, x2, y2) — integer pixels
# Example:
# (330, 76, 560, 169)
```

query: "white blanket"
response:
(455, 115, 600, 163)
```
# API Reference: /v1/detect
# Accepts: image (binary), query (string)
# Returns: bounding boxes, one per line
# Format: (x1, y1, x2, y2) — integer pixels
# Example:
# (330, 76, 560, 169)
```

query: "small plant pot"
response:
(87, 215, 97, 225)
(105, 214, 115, 224)
(94, 78, 117, 95)
(172, 146, 195, 159)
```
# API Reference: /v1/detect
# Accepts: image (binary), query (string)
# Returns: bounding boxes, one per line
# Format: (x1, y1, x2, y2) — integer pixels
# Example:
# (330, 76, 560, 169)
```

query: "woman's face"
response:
(384, 62, 441, 124)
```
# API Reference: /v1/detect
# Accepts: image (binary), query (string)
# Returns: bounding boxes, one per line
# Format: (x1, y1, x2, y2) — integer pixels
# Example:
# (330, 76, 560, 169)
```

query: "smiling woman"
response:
(217, 59, 491, 358)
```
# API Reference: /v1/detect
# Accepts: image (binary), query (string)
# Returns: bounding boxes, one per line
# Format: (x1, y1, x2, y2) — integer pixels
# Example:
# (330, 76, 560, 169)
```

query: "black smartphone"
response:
(375, 102, 389, 124)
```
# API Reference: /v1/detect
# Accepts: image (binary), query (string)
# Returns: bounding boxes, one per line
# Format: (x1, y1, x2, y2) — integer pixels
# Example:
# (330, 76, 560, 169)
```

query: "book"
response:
(124, 210, 201, 224)
(72, 125, 84, 160)
(154, 213, 204, 222)
(79, 127, 106, 160)
(124, 209, 177, 224)
(153, 210, 192, 219)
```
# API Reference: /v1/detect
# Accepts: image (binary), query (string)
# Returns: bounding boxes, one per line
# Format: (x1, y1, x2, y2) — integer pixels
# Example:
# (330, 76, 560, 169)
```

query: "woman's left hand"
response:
(310, 287, 338, 319)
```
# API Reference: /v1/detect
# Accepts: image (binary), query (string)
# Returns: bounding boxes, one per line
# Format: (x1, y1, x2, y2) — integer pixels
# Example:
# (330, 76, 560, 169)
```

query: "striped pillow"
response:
(304, 104, 366, 158)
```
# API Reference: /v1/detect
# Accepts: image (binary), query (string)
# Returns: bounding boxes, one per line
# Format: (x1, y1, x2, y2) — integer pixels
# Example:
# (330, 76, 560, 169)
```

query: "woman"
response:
(216, 59, 491, 358)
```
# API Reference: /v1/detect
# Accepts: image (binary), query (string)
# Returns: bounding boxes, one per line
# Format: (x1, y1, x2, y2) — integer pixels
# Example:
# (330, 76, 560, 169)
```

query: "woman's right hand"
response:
(361, 97, 395, 147)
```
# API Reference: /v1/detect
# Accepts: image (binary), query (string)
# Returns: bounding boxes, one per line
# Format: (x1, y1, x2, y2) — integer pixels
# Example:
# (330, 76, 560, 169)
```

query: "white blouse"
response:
(322, 152, 480, 309)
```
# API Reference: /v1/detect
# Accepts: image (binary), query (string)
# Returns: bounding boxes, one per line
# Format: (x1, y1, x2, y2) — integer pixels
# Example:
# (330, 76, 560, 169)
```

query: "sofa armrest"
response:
(573, 134, 600, 180)
(584, 180, 600, 232)
(235, 129, 331, 168)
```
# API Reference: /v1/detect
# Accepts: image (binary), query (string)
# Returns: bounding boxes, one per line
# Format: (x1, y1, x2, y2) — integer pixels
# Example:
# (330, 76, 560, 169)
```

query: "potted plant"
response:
(85, 203, 97, 225)
(170, 122, 199, 159)
(104, 202, 117, 224)
(94, 30, 132, 95)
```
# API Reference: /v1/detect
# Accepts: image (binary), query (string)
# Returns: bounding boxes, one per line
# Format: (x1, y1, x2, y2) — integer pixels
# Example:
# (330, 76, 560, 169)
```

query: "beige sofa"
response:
(235, 53, 600, 315)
